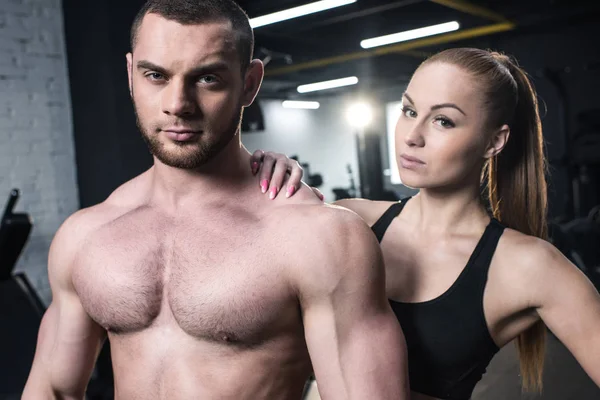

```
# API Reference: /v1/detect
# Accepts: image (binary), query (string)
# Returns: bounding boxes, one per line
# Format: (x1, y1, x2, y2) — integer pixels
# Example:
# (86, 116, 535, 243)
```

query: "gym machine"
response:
(0, 189, 33, 281)
(0, 189, 45, 397)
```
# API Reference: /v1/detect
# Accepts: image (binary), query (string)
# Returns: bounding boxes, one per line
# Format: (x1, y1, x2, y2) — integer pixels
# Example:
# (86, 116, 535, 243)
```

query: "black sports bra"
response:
(371, 198, 505, 400)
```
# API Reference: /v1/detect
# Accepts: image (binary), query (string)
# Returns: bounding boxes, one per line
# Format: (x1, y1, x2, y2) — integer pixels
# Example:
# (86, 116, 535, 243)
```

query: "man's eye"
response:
(199, 76, 218, 84)
(147, 72, 164, 81)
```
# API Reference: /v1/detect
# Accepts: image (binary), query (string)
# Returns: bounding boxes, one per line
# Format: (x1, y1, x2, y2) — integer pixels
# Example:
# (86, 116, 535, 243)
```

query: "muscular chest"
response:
(72, 211, 297, 345)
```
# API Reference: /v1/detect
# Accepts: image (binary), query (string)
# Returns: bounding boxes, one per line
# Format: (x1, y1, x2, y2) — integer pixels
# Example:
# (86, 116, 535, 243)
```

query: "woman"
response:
(250, 48, 600, 400)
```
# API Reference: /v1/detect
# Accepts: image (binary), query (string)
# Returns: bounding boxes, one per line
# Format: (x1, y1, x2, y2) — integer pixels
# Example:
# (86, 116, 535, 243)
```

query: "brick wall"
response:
(0, 0, 78, 305)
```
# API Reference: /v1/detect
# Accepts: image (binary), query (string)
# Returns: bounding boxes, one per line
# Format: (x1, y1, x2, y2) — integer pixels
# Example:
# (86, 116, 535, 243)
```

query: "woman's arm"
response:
(521, 237, 600, 386)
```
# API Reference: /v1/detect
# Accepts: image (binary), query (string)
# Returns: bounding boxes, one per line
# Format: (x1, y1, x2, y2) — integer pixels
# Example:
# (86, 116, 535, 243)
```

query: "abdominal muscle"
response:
(108, 328, 311, 400)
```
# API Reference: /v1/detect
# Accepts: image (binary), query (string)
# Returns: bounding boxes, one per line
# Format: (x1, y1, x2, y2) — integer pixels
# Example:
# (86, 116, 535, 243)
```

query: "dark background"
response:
(2, 1, 599, 398)
(63, 0, 600, 222)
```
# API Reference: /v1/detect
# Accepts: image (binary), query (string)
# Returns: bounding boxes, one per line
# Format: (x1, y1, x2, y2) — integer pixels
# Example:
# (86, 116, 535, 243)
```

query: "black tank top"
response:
(372, 198, 504, 400)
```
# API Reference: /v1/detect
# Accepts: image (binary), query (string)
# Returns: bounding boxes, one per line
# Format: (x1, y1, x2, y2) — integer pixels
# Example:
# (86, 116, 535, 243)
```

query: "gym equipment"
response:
(290, 156, 323, 189)
(0, 189, 33, 280)
(543, 66, 600, 219)
(354, 130, 400, 201)
(332, 164, 358, 201)
(570, 109, 600, 215)
(0, 273, 45, 397)
(549, 205, 600, 292)
(241, 100, 265, 133)
(0, 189, 40, 395)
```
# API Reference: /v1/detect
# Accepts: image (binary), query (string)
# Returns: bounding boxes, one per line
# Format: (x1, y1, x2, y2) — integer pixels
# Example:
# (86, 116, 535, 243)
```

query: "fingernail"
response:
(286, 186, 295, 198)
(261, 180, 268, 193)
(269, 187, 278, 200)
(252, 162, 258, 174)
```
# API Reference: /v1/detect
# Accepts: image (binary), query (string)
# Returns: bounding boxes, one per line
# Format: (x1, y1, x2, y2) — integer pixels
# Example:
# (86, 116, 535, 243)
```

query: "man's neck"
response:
(149, 136, 253, 209)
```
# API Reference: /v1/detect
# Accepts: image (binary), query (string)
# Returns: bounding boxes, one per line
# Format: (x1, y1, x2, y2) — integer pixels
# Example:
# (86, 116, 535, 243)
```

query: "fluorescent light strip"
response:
(250, 0, 357, 29)
(360, 21, 460, 49)
(282, 101, 321, 109)
(297, 76, 359, 93)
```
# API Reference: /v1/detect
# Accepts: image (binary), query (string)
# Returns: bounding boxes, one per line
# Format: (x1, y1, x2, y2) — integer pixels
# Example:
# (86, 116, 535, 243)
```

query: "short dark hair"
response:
(130, 0, 254, 72)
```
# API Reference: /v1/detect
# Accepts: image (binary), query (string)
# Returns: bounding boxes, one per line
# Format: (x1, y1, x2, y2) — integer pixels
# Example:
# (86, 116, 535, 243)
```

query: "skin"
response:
(253, 61, 600, 399)
(22, 14, 410, 400)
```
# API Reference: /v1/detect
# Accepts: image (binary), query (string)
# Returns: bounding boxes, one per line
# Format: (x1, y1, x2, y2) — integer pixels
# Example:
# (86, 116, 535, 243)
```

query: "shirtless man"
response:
(21, 1, 408, 399)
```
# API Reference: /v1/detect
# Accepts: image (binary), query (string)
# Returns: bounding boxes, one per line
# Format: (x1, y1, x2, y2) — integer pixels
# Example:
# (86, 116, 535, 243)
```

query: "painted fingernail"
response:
(269, 187, 278, 200)
(286, 186, 295, 198)
(261, 180, 268, 193)
(251, 162, 258, 174)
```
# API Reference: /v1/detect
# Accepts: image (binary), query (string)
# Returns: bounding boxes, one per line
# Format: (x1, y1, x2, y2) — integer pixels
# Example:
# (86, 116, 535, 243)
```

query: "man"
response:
(22, 1, 409, 399)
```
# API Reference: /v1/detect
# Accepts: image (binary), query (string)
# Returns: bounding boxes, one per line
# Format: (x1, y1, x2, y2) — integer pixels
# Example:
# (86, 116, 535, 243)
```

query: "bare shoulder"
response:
(334, 198, 399, 226)
(494, 228, 582, 305)
(49, 172, 151, 281)
(58, 172, 151, 243)
(498, 228, 569, 274)
(277, 202, 384, 291)
(270, 188, 386, 264)
(47, 205, 112, 290)
(273, 194, 376, 244)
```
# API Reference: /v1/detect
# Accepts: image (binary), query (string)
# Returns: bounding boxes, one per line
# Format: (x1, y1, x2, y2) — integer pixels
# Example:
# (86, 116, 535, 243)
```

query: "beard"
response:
(132, 92, 244, 170)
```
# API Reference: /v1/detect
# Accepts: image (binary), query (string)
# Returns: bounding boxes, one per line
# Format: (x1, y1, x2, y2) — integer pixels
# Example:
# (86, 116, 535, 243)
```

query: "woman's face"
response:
(395, 62, 502, 190)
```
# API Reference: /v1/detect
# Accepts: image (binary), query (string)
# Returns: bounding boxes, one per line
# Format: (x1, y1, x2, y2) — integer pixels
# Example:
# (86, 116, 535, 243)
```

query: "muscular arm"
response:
(525, 238, 600, 386)
(22, 213, 106, 400)
(293, 206, 409, 400)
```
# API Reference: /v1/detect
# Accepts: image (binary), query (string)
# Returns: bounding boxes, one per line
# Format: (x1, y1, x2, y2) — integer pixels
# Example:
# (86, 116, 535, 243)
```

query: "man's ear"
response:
(126, 52, 133, 97)
(242, 59, 264, 107)
(484, 124, 510, 159)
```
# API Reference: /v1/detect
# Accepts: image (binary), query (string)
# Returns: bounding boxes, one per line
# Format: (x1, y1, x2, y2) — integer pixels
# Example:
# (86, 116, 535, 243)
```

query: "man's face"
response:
(127, 14, 261, 169)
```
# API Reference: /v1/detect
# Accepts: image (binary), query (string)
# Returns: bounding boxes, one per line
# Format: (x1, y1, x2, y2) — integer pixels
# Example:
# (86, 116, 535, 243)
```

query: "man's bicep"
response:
(23, 215, 106, 399)
(303, 294, 408, 399)
(298, 210, 409, 399)
(302, 301, 347, 399)
(25, 294, 106, 398)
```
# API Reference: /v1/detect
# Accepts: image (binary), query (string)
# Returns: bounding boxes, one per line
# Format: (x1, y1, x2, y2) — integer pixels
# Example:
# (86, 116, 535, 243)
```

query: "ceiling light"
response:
(360, 21, 460, 49)
(250, 0, 357, 29)
(282, 101, 321, 109)
(297, 76, 359, 93)
(346, 102, 373, 129)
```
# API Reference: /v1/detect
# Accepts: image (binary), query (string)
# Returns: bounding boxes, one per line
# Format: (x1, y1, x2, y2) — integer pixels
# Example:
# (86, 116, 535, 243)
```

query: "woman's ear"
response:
(484, 124, 510, 159)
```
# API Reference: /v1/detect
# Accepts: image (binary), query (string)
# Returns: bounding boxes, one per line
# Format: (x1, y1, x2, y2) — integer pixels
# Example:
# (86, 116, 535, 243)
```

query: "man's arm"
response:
(22, 212, 106, 400)
(292, 206, 409, 400)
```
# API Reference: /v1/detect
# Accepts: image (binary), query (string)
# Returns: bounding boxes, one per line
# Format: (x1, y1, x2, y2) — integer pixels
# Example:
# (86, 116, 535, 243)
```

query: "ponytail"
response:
(423, 48, 549, 392)
(487, 56, 548, 392)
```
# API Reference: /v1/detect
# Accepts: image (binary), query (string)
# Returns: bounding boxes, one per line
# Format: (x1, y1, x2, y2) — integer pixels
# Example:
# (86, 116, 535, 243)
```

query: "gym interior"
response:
(1, 0, 599, 399)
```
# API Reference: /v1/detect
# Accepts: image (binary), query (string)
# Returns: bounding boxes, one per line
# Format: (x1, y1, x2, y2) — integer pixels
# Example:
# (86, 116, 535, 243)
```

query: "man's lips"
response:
(162, 128, 201, 142)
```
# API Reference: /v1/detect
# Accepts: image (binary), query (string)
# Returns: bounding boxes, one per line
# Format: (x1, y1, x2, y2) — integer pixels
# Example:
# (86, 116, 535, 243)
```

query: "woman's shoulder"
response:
(494, 227, 572, 292)
(333, 198, 406, 226)
(497, 227, 556, 261)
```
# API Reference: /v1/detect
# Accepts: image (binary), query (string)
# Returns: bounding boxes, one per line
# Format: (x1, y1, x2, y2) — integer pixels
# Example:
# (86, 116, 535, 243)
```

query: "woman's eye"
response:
(401, 107, 416, 118)
(435, 117, 455, 128)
